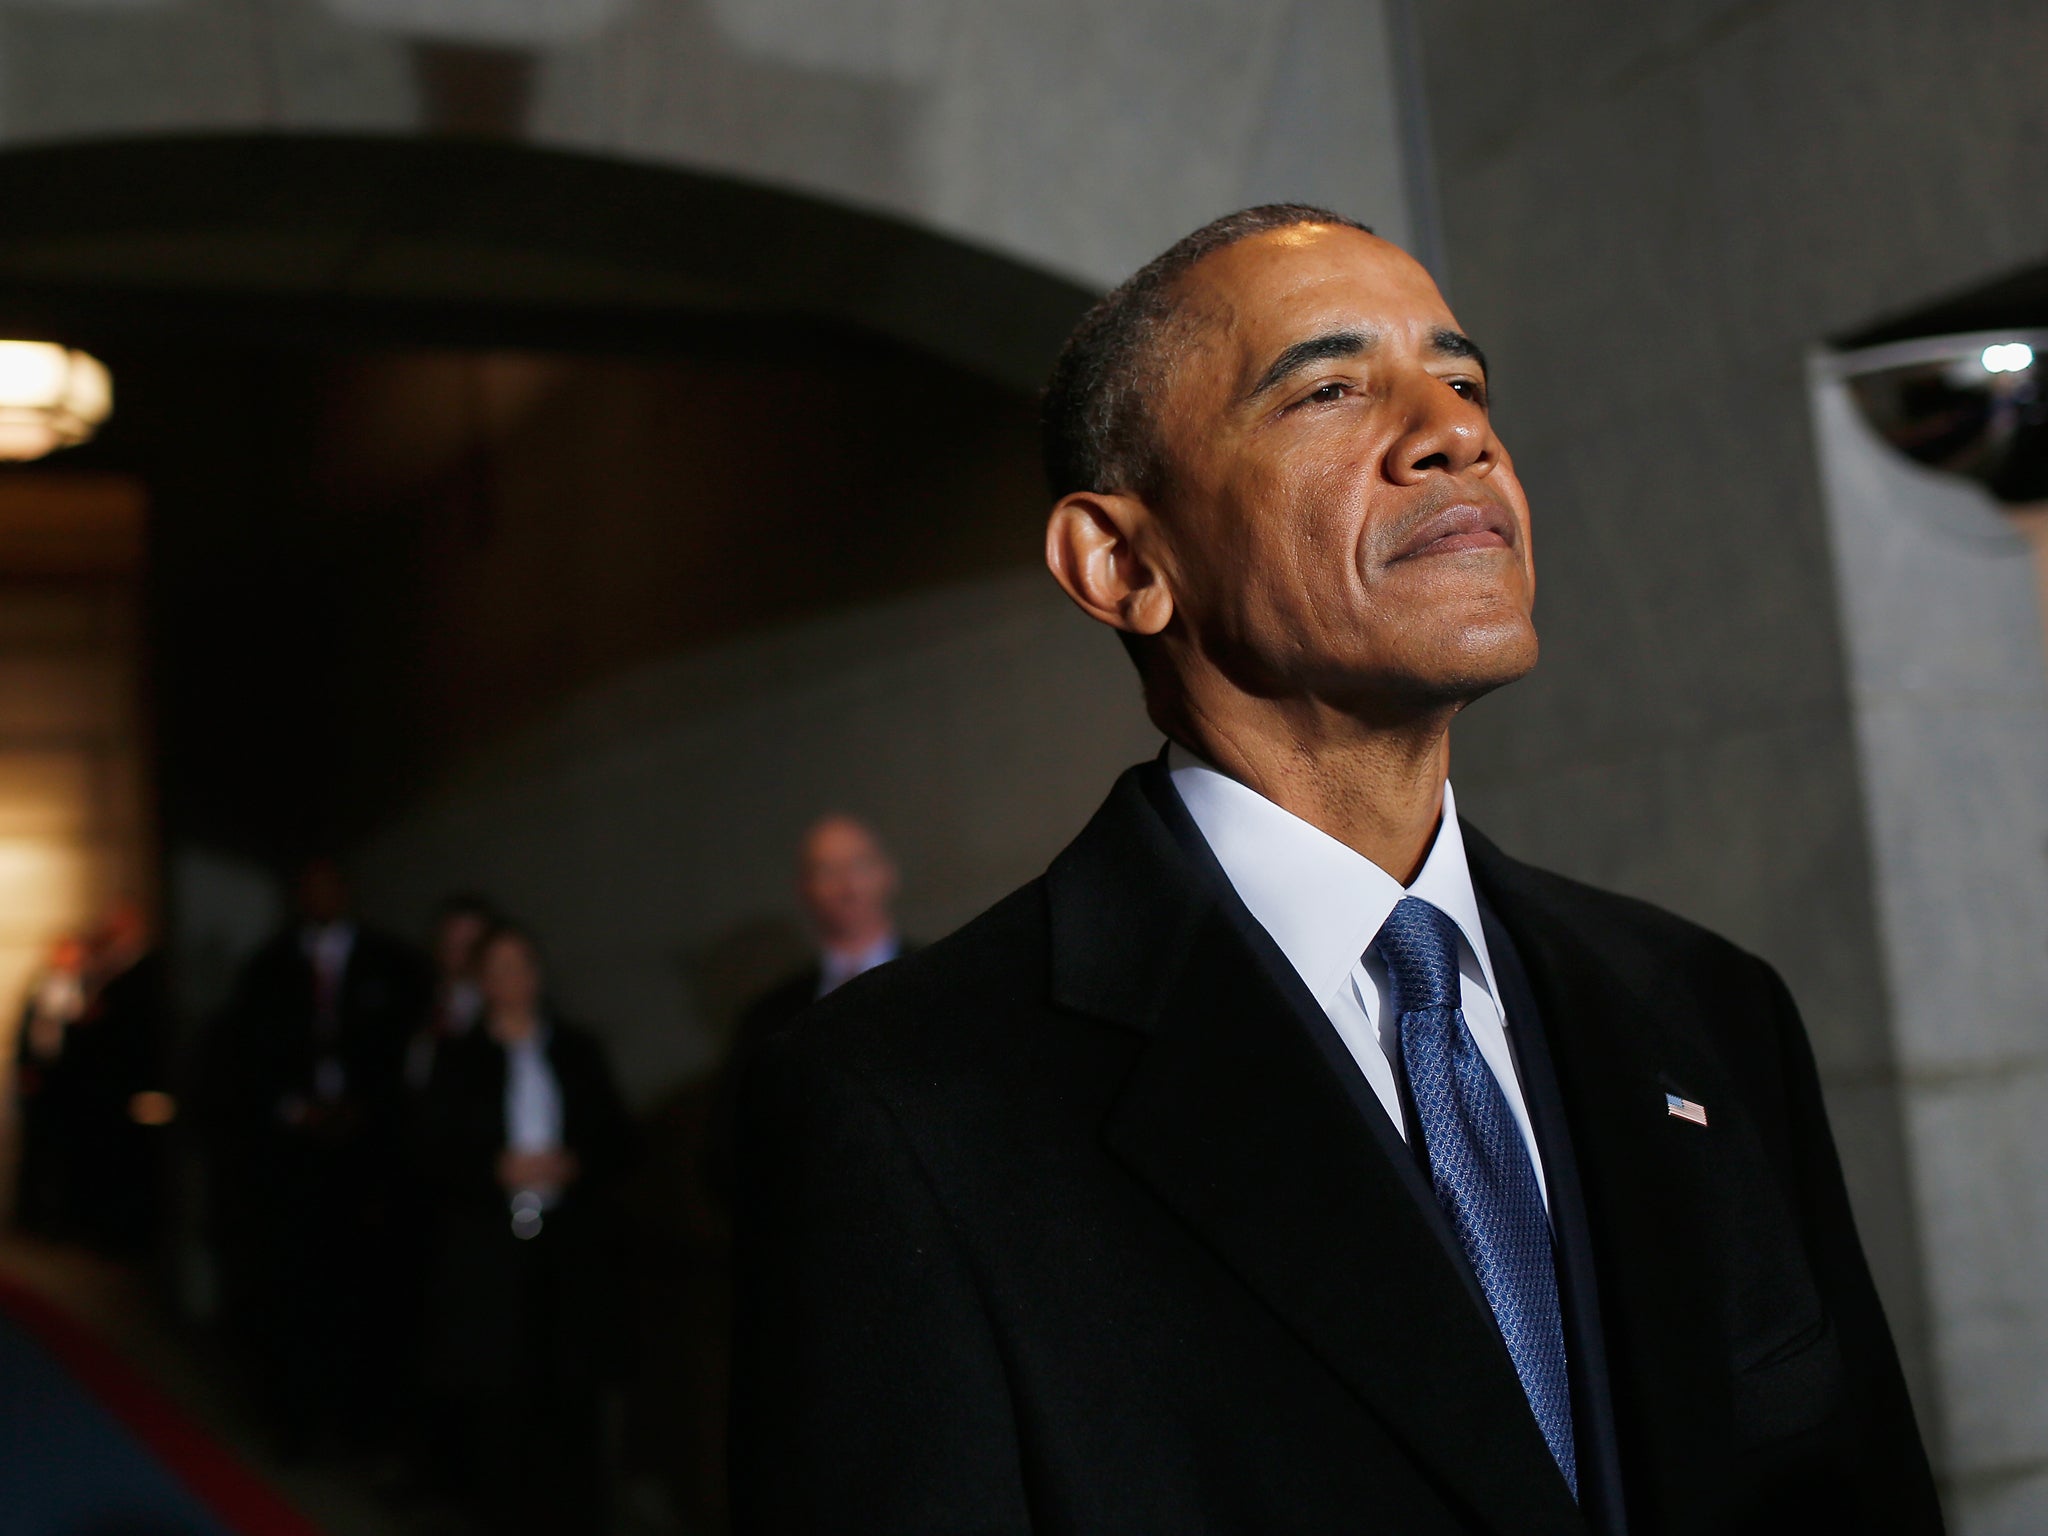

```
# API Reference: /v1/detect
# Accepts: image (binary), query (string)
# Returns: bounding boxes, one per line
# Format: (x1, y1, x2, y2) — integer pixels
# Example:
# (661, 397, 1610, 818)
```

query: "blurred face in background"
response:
(798, 816, 898, 952)
(296, 859, 351, 927)
(95, 900, 150, 968)
(435, 908, 491, 983)
(479, 932, 543, 1030)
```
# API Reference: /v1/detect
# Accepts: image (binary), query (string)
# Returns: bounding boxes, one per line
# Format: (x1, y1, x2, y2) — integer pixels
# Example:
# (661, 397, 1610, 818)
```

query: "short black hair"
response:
(1040, 203, 1373, 502)
(437, 891, 499, 925)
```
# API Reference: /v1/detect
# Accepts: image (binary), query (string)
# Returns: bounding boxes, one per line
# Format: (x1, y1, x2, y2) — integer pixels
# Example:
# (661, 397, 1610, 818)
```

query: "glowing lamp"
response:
(0, 342, 113, 462)
(1840, 331, 2047, 505)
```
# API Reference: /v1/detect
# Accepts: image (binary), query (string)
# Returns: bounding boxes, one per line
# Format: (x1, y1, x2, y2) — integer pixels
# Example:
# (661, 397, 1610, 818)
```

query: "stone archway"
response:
(0, 132, 1094, 392)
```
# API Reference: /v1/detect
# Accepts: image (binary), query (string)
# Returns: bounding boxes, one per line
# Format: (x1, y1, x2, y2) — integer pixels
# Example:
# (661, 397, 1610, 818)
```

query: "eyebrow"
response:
(1240, 324, 1490, 405)
(1243, 329, 1374, 403)
(1429, 327, 1490, 383)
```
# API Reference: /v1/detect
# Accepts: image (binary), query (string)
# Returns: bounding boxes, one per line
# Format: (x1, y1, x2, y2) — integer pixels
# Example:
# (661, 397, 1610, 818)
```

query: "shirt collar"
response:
(503, 1019, 553, 1055)
(819, 931, 901, 995)
(302, 921, 356, 965)
(1166, 744, 1500, 1009)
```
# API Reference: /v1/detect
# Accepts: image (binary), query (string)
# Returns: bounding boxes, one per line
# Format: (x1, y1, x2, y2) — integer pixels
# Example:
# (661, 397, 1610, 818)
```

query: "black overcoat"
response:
(731, 763, 1941, 1535)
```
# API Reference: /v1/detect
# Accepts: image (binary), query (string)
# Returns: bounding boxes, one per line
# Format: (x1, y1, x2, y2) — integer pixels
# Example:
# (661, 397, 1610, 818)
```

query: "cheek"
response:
(1228, 458, 1364, 613)
(1273, 458, 1380, 625)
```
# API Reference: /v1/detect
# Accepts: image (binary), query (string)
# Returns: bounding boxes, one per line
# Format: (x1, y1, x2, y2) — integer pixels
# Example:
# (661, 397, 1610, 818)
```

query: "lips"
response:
(1386, 499, 1515, 563)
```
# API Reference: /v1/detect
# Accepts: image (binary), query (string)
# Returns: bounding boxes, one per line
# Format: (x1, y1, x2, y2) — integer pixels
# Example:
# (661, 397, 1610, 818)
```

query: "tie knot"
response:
(1372, 897, 1461, 1013)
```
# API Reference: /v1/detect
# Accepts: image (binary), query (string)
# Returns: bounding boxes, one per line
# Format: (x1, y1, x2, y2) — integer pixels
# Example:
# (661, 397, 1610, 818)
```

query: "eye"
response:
(1305, 381, 1348, 405)
(1448, 377, 1488, 405)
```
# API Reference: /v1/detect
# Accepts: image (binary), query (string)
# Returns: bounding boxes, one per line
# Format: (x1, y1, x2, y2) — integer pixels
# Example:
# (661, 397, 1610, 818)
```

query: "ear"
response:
(1044, 491, 1176, 638)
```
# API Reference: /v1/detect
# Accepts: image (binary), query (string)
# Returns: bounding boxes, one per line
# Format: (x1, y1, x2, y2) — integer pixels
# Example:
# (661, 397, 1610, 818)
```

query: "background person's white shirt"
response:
(1167, 746, 1549, 1209)
(505, 1024, 567, 1212)
(505, 1027, 565, 1155)
(817, 932, 901, 997)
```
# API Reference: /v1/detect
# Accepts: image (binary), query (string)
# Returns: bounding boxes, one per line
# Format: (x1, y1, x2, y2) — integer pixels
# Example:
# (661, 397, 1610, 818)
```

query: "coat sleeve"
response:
(729, 1034, 1031, 1535)
(570, 1029, 638, 1197)
(1758, 960, 1946, 1530)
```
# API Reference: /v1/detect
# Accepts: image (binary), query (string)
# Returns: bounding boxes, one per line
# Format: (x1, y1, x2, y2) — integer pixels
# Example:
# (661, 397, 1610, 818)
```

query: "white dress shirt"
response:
(1168, 747, 1549, 1207)
(505, 1024, 567, 1213)
(817, 932, 902, 997)
(301, 921, 356, 1101)
(301, 921, 356, 1003)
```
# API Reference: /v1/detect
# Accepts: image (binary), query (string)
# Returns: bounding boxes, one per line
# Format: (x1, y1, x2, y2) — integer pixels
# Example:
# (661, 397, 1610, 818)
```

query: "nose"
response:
(1384, 372, 1498, 484)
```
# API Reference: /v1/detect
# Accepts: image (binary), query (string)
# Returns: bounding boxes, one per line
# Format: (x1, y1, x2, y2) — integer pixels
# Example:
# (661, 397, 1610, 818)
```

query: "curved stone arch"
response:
(0, 132, 1095, 394)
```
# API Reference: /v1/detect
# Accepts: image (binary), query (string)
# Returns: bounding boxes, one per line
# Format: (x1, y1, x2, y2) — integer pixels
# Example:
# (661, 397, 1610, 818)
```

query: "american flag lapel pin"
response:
(1665, 1092, 1708, 1127)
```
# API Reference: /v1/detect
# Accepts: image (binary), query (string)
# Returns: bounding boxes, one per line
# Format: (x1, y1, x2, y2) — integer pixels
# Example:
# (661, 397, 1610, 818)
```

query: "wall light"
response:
(0, 342, 113, 463)
(1837, 330, 2046, 505)
(1983, 341, 2036, 375)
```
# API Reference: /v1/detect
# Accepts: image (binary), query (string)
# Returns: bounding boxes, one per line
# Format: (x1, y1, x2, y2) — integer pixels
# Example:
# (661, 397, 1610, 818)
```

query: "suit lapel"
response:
(1464, 828, 1733, 1507)
(1048, 771, 1586, 1536)
(1481, 899, 1629, 1536)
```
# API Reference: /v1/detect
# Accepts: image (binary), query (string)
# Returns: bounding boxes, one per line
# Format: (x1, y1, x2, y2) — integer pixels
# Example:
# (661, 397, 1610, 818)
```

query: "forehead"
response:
(1175, 226, 1456, 370)
(804, 820, 881, 862)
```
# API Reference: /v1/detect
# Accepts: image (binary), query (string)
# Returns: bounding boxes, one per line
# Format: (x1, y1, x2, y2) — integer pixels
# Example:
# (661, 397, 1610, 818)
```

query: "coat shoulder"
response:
(1464, 819, 1776, 989)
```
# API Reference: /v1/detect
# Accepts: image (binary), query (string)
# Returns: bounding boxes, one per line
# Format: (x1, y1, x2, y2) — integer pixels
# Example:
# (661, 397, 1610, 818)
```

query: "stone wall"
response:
(1811, 361, 2048, 1535)
(0, 0, 1411, 290)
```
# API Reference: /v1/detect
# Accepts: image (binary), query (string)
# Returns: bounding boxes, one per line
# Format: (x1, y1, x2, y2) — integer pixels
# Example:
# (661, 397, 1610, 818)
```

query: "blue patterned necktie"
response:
(1373, 896, 1578, 1496)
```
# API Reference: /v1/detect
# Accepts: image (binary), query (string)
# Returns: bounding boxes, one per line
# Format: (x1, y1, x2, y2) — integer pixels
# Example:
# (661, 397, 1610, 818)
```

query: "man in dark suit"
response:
(737, 815, 909, 1049)
(714, 815, 912, 1211)
(731, 206, 1942, 1534)
(201, 857, 430, 1450)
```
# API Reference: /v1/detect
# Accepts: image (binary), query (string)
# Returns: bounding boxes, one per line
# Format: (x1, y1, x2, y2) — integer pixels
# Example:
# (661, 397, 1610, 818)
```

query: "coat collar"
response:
(1047, 765, 1588, 1536)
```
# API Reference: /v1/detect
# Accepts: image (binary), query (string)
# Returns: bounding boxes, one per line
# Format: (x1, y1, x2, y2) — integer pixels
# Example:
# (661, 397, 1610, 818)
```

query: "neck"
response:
(822, 923, 893, 962)
(490, 1007, 541, 1044)
(1163, 687, 1454, 884)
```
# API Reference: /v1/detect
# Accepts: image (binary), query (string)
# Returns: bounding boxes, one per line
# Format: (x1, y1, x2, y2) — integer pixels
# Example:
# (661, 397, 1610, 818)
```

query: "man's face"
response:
(435, 911, 489, 979)
(798, 818, 897, 948)
(1146, 225, 1536, 712)
(297, 860, 350, 927)
(478, 936, 542, 1014)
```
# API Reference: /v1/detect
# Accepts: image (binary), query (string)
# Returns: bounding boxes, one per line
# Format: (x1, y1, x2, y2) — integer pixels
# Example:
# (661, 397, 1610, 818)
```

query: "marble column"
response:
(1810, 359, 2048, 1534)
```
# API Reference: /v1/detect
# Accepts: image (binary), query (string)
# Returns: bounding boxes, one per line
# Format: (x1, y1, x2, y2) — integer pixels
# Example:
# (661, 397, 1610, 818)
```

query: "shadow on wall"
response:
(347, 567, 1156, 1101)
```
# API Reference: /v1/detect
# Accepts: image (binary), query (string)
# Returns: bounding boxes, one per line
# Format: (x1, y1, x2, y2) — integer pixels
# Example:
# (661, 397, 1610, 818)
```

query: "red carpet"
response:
(0, 1273, 326, 1536)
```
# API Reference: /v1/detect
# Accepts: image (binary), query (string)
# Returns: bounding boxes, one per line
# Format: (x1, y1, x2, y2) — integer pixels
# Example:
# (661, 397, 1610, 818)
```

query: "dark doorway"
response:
(0, 133, 1093, 1536)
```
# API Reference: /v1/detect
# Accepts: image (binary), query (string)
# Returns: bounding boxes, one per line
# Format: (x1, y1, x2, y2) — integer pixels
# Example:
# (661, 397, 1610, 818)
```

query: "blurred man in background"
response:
(390, 890, 501, 1501)
(14, 935, 90, 1239)
(405, 893, 498, 1092)
(12, 906, 171, 1260)
(74, 901, 172, 1259)
(715, 816, 909, 1202)
(200, 857, 429, 1455)
(736, 816, 905, 1052)
(711, 816, 911, 1224)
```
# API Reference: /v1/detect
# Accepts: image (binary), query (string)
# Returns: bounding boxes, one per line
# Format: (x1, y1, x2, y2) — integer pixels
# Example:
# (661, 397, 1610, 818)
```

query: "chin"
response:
(1357, 617, 1538, 713)
(1450, 620, 1539, 695)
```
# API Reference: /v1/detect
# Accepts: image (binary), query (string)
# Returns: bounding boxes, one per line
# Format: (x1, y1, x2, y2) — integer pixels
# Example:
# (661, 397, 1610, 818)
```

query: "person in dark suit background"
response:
(736, 815, 908, 1050)
(12, 906, 171, 1260)
(71, 901, 173, 1259)
(731, 207, 1942, 1534)
(417, 921, 633, 1536)
(405, 892, 498, 1093)
(713, 815, 912, 1213)
(388, 891, 502, 1500)
(199, 857, 429, 1452)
